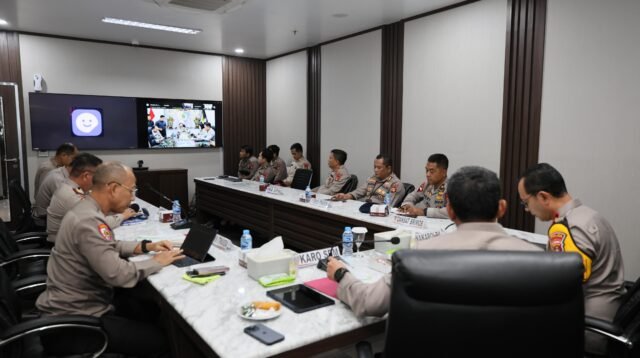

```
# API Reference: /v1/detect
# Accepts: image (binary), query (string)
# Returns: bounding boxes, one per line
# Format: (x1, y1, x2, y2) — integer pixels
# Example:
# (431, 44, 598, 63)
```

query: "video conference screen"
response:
(28, 92, 222, 151)
(29, 93, 139, 150)
(140, 99, 221, 149)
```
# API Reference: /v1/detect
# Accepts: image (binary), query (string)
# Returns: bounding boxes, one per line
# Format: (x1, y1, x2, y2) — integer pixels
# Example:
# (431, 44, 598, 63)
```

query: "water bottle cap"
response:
(344, 226, 351, 231)
(243, 229, 250, 235)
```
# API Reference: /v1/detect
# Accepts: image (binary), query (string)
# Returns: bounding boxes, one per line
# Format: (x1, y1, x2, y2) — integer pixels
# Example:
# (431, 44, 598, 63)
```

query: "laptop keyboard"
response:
(173, 256, 202, 267)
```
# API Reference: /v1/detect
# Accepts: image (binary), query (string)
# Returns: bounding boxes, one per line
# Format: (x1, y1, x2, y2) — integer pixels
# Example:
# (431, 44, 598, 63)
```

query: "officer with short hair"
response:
(333, 154, 405, 207)
(401, 153, 449, 218)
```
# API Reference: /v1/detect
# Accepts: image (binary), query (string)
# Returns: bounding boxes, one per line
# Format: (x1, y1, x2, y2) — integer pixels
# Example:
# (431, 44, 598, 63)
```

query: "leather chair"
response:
(8, 180, 45, 234)
(359, 250, 585, 357)
(0, 220, 49, 281)
(394, 183, 415, 207)
(339, 175, 359, 194)
(585, 276, 640, 357)
(0, 268, 107, 358)
(290, 168, 313, 190)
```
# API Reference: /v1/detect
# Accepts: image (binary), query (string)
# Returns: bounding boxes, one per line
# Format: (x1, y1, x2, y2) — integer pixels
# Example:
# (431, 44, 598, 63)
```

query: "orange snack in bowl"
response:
(252, 301, 281, 311)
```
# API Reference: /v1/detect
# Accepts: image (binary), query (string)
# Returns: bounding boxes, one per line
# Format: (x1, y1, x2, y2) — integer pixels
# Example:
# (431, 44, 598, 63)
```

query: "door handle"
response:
(3, 158, 18, 163)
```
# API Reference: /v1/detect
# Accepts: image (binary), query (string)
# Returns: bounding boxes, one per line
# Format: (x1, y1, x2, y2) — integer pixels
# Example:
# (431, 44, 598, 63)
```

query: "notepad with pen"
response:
(304, 277, 338, 299)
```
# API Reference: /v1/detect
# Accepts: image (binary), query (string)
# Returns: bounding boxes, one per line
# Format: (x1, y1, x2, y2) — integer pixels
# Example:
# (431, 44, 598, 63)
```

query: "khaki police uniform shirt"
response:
(238, 156, 259, 179)
(36, 196, 163, 317)
(251, 162, 276, 184)
(402, 180, 449, 219)
(337, 222, 541, 317)
(553, 199, 625, 353)
(272, 157, 288, 183)
(348, 173, 405, 207)
(34, 157, 58, 195)
(34, 167, 70, 217)
(283, 156, 312, 186)
(47, 181, 124, 243)
(314, 166, 350, 195)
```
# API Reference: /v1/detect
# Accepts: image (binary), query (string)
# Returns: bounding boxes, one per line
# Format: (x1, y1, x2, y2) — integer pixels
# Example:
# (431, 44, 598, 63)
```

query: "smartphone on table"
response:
(244, 323, 285, 345)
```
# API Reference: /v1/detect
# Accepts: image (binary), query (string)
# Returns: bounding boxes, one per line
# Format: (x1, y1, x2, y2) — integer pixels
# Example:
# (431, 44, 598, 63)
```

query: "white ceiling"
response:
(0, 0, 465, 59)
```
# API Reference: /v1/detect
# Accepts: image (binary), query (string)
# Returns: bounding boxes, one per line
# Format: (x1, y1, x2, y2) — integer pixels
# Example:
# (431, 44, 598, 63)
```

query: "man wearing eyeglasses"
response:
(518, 163, 625, 355)
(37, 161, 185, 357)
(46, 153, 137, 243)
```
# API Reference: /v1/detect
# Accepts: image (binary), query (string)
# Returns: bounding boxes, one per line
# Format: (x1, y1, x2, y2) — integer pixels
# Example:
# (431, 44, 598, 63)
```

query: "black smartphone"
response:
(244, 324, 284, 345)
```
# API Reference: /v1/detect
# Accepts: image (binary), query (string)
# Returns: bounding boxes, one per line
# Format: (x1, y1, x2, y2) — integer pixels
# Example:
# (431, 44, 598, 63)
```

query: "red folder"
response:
(304, 277, 338, 299)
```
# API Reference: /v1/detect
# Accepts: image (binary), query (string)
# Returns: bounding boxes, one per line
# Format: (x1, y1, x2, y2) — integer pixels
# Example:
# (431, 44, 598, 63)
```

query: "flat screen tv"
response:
(137, 98, 222, 149)
(29, 92, 139, 150)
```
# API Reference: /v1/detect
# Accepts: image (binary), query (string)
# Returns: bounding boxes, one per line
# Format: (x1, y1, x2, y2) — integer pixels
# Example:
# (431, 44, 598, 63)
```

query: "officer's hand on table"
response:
(327, 257, 347, 282)
(121, 208, 137, 220)
(401, 205, 423, 216)
(153, 249, 185, 266)
(332, 193, 351, 201)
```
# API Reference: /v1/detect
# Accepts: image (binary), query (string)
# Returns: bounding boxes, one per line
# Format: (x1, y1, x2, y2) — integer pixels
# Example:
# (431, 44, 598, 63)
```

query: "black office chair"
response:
(0, 219, 50, 284)
(358, 250, 585, 358)
(339, 175, 359, 194)
(290, 169, 313, 190)
(394, 183, 415, 208)
(8, 180, 45, 234)
(0, 268, 108, 358)
(585, 276, 640, 357)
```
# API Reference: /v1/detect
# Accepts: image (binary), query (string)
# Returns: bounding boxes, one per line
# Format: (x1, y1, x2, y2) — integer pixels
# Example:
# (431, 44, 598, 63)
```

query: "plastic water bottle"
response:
(259, 175, 265, 184)
(342, 226, 353, 257)
(304, 185, 312, 203)
(172, 200, 181, 223)
(384, 193, 392, 206)
(240, 229, 253, 251)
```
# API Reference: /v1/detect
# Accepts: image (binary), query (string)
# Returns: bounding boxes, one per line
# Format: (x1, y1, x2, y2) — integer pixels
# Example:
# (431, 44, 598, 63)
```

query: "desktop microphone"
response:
(127, 203, 149, 220)
(143, 182, 175, 209)
(331, 237, 400, 245)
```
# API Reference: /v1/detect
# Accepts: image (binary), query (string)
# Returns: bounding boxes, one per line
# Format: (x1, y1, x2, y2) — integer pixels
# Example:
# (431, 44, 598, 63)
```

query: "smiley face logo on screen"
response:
(71, 109, 103, 137)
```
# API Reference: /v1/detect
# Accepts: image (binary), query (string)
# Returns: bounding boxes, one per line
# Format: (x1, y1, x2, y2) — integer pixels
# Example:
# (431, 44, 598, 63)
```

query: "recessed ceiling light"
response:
(234, 48, 244, 54)
(332, 13, 349, 18)
(101, 17, 201, 35)
(0, 19, 9, 26)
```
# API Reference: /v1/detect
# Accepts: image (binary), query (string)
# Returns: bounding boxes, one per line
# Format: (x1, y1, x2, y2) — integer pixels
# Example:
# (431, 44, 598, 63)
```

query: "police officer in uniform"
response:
(333, 154, 405, 207)
(251, 147, 276, 183)
(283, 142, 312, 186)
(401, 153, 449, 218)
(36, 161, 184, 357)
(268, 144, 288, 183)
(238, 145, 259, 179)
(518, 163, 625, 355)
(46, 153, 136, 243)
(34, 142, 78, 195)
(328, 166, 540, 317)
(314, 149, 350, 195)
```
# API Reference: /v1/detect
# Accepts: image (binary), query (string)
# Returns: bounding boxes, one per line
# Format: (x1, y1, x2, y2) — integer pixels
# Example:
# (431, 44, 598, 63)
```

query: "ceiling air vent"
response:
(153, 0, 245, 12)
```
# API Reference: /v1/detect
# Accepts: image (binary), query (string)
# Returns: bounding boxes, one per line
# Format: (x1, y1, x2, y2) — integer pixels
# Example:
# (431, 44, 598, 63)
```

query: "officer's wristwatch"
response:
(141, 240, 152, 253)
(334, 267, 349, 283)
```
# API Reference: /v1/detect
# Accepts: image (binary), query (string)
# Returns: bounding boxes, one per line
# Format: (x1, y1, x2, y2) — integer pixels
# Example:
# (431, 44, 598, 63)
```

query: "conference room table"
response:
(116, 202, 387, 358)
(194, 177, 547, 248)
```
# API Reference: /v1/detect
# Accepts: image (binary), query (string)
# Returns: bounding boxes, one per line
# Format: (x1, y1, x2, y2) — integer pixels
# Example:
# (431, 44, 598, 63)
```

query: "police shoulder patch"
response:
(98, 223, 113, 241)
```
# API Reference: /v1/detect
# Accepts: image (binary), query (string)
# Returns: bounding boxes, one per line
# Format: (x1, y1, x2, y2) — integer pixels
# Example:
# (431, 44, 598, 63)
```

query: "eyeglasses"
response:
(112, 182, 138, 195)
(520, 194, 533, 208)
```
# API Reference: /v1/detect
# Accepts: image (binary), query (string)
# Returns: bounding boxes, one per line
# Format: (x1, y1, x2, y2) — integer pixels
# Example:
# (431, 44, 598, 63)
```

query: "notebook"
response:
(172, 224, 217, 267)
(304, 277, 339, 299)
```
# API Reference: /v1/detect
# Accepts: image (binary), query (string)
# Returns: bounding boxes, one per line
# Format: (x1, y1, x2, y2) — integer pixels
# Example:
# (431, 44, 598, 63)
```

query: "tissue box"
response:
(374, 230, 412, 254)
(246, 249, 297, 280)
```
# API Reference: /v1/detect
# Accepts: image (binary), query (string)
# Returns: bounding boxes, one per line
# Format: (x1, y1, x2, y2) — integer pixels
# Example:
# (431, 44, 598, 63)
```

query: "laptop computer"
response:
(172, 223, 217, 267)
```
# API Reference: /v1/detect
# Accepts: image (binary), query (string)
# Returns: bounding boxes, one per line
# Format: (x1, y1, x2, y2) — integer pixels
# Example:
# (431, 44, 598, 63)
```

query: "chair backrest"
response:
(394, 183, 415, 207)
(385, 250, 585, 357)
(290, 169, 313, 190)
(339, 175, 358, 193)
(8, 180, 34, 234)
(610, 276, 640, 357)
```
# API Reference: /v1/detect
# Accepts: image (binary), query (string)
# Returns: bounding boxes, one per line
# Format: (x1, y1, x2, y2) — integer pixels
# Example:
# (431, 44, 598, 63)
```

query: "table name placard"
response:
(414, 230, 443, 241)
(212, 235, 234, 251)
(393, 215, 427, 228)
(295, 247, 341, 268)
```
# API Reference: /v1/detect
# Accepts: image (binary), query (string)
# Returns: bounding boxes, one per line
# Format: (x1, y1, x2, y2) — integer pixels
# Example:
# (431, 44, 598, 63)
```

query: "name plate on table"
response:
(393, 215, 427, 228)
(212, 235, 233, 251)
(295, 247, 340, 268)
(414, 230, 443, 242)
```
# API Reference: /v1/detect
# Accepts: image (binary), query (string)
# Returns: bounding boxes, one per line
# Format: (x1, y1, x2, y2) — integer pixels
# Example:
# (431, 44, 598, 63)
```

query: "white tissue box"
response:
(374, 230, 412, 254)
(246, 249, 297, 280)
